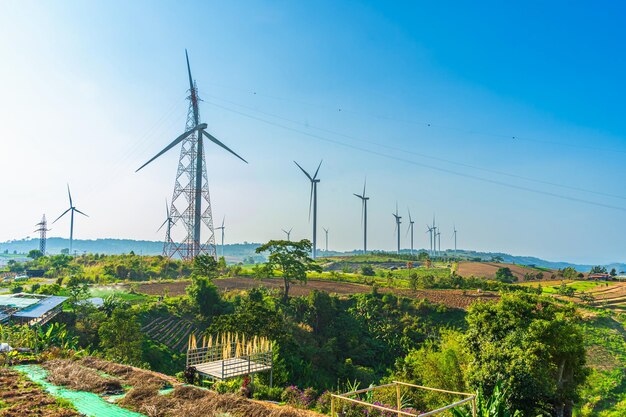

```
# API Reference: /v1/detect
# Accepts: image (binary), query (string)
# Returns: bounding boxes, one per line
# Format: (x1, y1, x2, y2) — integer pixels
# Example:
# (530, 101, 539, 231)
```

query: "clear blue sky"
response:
(1, 1, 625, 264)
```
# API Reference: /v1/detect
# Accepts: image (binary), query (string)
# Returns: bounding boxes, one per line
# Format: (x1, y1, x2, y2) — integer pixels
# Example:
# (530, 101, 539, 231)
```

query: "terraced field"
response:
(525, 280, 626, 313)
(141, 316, 201, 352)
(585, 282, 626, 312)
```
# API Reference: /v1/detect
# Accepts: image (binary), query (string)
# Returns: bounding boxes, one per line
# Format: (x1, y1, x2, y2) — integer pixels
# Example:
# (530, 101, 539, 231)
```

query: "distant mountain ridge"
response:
(0, 238, 622, 272)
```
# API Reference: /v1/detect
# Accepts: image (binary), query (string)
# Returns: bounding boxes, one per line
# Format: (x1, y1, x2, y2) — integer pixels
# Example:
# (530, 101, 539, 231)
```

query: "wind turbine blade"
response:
(52, 208, 72, 224)
(408, 209, 412, 223)
(74, 208, 89, 217)
(185, 49, 194, 94)
(67, 184, 73, 207)
(363, 177, 366, 197)
(294, 161, 313, 181)
(313, 160, 323, 179)
(165, 199, 170, 218)
(289, 227, 293, 233)
(353, 193, 363, 199)
(221, 216, 225, 228)
(136, 124, 207, 172)
(157, 218, 168, 232)
(201, 130, 248, 163)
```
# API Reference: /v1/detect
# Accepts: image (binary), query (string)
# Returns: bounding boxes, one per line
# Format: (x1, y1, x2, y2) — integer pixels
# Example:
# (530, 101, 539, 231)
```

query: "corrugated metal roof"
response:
(0, 294, 41, 309)
(13, 296, 67, 319)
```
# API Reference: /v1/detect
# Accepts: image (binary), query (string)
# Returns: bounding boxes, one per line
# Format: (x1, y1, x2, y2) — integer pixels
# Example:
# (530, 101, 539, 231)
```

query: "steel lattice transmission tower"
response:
(137, 50, 247, 261)
(34, 214, 50, 255)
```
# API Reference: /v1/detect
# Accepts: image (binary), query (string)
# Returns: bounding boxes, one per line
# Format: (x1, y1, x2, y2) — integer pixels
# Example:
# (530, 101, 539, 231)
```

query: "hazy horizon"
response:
(2, 1, 626, 265)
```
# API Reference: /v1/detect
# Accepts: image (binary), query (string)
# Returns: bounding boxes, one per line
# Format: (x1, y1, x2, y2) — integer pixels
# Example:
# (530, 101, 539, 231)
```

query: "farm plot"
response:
(0, 367, 79, 416)
(585, 282, 626, 312)
(138, 278, 496, 310)
(457, 261, 551, 281)
(141, 316, 201, 352)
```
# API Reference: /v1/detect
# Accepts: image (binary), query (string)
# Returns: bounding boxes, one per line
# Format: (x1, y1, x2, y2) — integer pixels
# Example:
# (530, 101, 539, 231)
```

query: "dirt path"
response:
(138, 278, 497, 310)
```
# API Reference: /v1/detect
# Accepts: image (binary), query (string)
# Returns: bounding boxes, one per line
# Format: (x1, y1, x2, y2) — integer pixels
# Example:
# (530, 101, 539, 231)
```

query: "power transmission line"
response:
(200, 92, 626, 201)
(201, 98, 626, 213)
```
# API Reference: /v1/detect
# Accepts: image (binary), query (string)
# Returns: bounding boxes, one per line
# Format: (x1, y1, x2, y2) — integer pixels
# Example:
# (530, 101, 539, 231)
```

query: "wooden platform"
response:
(194, 357, 272, 380)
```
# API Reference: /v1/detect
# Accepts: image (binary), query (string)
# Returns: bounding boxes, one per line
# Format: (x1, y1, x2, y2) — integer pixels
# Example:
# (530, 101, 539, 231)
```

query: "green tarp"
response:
(13, 365, 145, 417)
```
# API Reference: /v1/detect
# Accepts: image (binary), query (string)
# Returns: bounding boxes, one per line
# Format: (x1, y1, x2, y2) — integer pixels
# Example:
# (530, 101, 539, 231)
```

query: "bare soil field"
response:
(457, 262, 552, 281)
(40, 358, 323, 417)
(0, 368, 78, 417)
(137, 278, 497, 310)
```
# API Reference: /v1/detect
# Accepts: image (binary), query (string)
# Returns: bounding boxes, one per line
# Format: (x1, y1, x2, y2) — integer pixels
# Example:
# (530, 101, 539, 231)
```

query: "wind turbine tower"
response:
(215, 217, 226, 258)
(432, 216, 437, 257)
(157, 200, 175, 256)
(436, 230, 441, 257)
(353, 178, 369, 254)
(282, 227, 293, 241)
(426, 225, 433, 256)
(137, 50, 247, 261)
(323, 227, 329, 252)
(453, 225, 458, 257)
(294, 160, 322, 259)
(392, 204, 402, 254)
(407, 209, 415, 255)
(53, 185, 88, 255)
(34, 215, 50, 255)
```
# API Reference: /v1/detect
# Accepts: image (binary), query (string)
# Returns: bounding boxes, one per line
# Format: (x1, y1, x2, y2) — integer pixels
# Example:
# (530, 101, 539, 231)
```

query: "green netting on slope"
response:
(13, 365, 145, 417)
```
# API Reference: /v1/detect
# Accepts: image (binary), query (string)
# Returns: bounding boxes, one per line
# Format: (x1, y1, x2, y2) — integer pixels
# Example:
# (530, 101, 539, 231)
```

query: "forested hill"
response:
(0, 238, 265, 260)
(0, 238, 622, 272)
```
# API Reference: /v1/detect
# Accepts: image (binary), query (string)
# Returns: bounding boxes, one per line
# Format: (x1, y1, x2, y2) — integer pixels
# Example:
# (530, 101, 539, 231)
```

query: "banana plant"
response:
(452, 382, 524, 417)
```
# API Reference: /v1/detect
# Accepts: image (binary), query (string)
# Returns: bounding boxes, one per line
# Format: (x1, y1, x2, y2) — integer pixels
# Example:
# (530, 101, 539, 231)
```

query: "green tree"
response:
(495, 267, 516, 283)
(27, 249, 43, 259)
(561, 267, 579, 279)
(589, 266, 607, 274)
(186, 276, 222, 318)
(609, 268, 617, 277)
(394, 330, 469, 409)
(557, 282, 575, 297)
(66, 276, 89, 312)
(465, 293, 588, 416)
(98, 308, 143, 365)
(255, 239, 322, 301)
(361, 265, 375, 276)
(192, 254, 219, 279)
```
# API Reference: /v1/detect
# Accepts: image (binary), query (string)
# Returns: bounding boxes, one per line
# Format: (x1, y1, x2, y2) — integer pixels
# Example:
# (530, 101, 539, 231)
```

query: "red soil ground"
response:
(138, 277, 497, 310)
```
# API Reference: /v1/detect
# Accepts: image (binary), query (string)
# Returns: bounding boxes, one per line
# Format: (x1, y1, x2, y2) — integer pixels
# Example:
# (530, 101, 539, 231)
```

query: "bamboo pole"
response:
(331, 395, 417, 417)
(396, 382, 402, 417)
(331, 396, 335, 417)
(392, 381, 474, 397)
(417, 396, 475, 417)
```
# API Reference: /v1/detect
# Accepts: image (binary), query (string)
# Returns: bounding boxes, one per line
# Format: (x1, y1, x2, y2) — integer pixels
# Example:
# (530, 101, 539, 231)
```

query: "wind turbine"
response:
(282, 227, 293, 241)
(432, 215, 437, 257)
(406, 209, 415, 255)
(392, 203, 402, 254)
(53, 185, 88, 255)
(215, 217, 225, 258)
(426, 225, 434, 256)
(157, 199, 174, 247)
(436, 230, 441, 258)
(136, 49, 247, 259)
(323, 227, 329, 252)
(294, 160, 322, 259)
(353, 178, 369, 254)
(453, 225, 458, 257)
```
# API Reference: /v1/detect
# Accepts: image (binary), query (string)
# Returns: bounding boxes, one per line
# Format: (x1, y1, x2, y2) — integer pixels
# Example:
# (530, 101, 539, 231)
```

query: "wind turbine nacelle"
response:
(196, 123, 208, 130)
